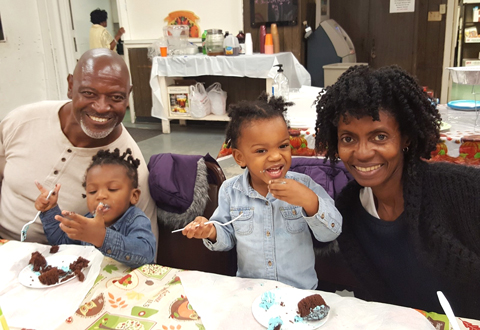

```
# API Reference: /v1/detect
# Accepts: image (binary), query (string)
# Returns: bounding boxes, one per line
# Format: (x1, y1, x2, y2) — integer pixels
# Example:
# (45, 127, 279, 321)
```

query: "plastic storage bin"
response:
(323, 63, 368, 87)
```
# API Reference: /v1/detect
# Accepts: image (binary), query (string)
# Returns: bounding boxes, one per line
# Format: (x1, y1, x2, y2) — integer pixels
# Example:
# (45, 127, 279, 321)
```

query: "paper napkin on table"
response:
(178, 270, 290, 329)
(178, 271, 436, 330)
(0, 241, 103, 330)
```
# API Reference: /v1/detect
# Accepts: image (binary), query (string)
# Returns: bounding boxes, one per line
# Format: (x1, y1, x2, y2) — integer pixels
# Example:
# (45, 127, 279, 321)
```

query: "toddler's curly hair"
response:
(83, 148, 140, 189)
(225, 92, 293, 149)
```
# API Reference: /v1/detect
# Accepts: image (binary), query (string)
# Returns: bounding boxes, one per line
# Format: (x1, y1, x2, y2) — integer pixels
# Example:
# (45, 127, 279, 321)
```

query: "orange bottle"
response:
(265, 34, 273, 54)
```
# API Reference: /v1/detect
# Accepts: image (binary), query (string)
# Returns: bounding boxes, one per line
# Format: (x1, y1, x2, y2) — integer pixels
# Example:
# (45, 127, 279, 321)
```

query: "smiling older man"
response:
(0, 49, 158, 248)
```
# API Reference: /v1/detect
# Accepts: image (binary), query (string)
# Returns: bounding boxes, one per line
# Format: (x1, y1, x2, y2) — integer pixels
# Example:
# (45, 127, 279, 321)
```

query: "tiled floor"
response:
(123, 114, 243, 179)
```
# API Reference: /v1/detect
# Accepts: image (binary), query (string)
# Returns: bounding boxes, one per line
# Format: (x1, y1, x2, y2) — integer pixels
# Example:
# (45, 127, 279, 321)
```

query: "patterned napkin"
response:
(0, 241, 103, 330)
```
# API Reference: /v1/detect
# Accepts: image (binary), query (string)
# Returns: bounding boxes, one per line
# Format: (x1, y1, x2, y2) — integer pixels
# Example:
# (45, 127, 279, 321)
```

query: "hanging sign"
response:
(389, 0, 415, 13)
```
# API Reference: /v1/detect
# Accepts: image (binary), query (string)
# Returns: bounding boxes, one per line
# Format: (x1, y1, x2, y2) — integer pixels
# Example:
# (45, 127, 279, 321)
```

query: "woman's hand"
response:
(54, 203, 106, 247)
(34, 181, 61, 212)
(268, 179, 319, 216)
(182, 216, 217, 242)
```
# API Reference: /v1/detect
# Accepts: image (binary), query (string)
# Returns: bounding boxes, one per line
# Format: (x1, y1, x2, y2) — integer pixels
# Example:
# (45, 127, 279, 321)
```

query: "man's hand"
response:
(34, 181, 61, 212)
(268, 179, 319, 216)
(54, 203, 107, 247)
(182, 216, 217, 242)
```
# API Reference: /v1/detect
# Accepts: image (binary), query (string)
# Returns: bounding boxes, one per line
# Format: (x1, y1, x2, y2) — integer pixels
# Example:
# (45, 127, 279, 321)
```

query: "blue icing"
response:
(304, 304, 330, 321)
(259, 291, 276, 310)
(267, 316, 283, 330)
(294, 315, 305, 323)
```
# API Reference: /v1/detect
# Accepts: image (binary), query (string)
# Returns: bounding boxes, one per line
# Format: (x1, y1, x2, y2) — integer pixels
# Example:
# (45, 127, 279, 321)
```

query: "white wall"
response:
(0, 1, 48, 118)
(0, 0, 243, 120)
(0, 0, 74, 120)
(71, 0, 115, 59)
(118, 0, 244, 40)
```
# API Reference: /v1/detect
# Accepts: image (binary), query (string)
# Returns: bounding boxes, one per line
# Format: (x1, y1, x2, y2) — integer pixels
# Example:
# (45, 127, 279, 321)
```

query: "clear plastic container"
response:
(273, 64, 289, 100)
(163, 25, 189, 54)
(206, 29, 224, 56)
(224, 35, 239, 56)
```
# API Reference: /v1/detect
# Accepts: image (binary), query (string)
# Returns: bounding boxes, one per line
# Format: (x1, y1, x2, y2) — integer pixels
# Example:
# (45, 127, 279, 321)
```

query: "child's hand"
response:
(54, 203, 107, 247)
(268, 179, 319, 216)
(34, 181, 61, 212)
(182, 216, 217, 242)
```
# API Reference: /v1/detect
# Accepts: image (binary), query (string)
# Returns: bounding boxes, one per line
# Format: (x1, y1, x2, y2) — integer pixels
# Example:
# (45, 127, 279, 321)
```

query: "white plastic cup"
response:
(245, 33, 253, 55)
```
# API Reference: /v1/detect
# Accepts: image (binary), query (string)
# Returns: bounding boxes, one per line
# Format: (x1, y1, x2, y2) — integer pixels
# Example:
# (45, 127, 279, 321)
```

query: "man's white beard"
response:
(80, 118, 115, 139)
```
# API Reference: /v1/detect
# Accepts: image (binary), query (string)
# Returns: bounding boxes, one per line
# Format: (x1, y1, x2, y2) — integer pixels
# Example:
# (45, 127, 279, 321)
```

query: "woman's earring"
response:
(403, 146, 409, 153)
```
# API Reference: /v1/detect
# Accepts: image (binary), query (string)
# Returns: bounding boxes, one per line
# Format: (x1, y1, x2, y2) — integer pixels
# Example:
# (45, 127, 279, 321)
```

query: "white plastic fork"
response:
(171, 212, 244, 233)
(20, 189, 55, 242)
(437, 291, 461, 330)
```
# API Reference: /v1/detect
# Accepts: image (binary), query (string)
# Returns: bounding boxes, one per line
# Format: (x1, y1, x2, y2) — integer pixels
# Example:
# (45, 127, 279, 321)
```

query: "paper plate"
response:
(18, 254, 81, 288)
(251, 288, 330, 329)
(447, 100, 480, 111)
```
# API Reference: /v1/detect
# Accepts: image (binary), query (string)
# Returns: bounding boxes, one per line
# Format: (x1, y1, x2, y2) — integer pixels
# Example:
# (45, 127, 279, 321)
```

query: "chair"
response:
(154, 155, 237, 276)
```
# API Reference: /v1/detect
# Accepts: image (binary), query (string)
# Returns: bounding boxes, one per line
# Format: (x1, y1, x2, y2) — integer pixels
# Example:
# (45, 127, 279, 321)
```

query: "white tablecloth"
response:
(0, 242, 103, 330)
(150, 52, 311, 120)
(178, 270, 436, 330)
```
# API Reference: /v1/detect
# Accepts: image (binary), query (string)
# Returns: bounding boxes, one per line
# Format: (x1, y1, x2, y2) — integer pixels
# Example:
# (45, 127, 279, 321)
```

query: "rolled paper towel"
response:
(271, 23, 280, 53)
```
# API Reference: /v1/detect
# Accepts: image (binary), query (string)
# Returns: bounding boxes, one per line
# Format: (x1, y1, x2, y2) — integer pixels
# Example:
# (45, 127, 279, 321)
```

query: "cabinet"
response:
(458, 1, 480, 66)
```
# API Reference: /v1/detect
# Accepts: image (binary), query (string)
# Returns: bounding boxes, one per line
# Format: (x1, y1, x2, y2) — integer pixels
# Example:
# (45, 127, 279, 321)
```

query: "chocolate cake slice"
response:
(297, 294, 330, 321)
(29, 251, 47, 271)
(38, 267, 61, 285)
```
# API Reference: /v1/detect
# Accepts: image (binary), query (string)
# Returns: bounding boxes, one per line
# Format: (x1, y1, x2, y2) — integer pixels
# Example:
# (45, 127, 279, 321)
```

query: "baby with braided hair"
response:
(35, 148, 156, 268)
(181, 93, 342, 290)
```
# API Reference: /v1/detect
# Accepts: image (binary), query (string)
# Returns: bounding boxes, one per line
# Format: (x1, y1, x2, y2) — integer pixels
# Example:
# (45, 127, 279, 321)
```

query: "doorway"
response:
(69, 0, 120, 60)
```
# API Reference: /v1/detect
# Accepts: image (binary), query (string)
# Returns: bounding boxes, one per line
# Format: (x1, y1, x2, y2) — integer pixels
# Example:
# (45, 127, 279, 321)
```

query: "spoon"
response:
(437, 291, 461, 330)
(20, 189, 55, 242)
(171, 212, 244, 233)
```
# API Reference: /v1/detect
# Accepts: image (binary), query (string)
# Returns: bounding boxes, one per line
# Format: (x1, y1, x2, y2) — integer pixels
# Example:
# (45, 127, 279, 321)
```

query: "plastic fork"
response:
(20, 189, 54, 242)
(437, 291, 461, 330)
(171, 212, 244, 233)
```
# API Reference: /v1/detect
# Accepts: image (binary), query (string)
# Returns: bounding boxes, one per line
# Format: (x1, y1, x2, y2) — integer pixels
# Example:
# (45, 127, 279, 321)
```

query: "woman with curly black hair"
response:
(315, 65, 480, 318)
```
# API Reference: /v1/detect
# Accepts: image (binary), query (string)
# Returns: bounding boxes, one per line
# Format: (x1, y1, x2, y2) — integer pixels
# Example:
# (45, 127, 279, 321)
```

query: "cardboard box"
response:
(167, 86, 191, 116)
(463, 58, 480, 66)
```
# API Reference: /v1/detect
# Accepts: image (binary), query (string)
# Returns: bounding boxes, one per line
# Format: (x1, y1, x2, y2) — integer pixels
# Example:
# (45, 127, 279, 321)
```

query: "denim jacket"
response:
(203, 169, 342, 289)
(41, 205, 156, 269)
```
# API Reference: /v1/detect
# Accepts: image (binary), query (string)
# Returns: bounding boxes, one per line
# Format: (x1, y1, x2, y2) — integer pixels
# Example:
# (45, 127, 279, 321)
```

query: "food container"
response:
(167, 86, 191, 116)
(206, 29, 224, 56)
(224, 35, 239, 56)
(163, 25, 189, 54)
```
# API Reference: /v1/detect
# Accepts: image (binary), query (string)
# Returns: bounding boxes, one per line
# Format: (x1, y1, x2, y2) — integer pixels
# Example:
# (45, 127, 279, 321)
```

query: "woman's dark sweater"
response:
(336, 161, 480, 319)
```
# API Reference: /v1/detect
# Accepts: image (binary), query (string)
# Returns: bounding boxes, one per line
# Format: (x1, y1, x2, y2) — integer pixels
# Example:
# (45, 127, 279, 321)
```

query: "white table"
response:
(150, 52, 311, 133)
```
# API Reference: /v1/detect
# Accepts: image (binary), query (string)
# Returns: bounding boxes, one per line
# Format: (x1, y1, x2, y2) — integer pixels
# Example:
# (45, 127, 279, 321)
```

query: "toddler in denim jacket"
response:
(182, 94, 342, 289)
(34, 148, 156, 268)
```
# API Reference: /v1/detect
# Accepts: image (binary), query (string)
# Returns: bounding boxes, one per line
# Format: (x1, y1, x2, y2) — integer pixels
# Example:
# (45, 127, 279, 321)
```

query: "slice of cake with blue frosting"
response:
(297, 293, 330, 321)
